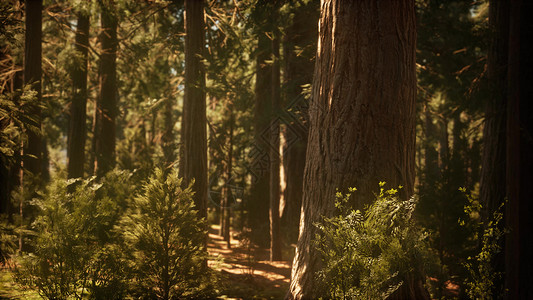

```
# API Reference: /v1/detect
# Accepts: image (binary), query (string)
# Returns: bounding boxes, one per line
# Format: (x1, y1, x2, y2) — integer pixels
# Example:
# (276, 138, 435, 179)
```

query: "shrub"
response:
(459, 188, 506, 300)
(315, 184, 435, 299)
(118, 168, 207, 299)
(13, 170, 134, 299)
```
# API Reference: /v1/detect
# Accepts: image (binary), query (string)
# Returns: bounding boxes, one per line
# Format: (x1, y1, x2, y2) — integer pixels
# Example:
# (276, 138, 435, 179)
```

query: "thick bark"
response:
(182, 0, 208, 232)
(505, 0, 533, 298)
(23, 0, 43, 178)
(94, 0, 117, 177)
(288, 1, 419, 298)
(248, 32, 271, 247)
(479, 0, 509, 295)
(270, 14, 282, 261)
(67, 12, 89, 179)
(281, 0, 317, 245)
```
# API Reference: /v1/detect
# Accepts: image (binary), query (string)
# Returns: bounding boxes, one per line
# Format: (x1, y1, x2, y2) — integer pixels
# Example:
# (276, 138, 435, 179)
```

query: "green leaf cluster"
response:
(315, 186, 435, 299)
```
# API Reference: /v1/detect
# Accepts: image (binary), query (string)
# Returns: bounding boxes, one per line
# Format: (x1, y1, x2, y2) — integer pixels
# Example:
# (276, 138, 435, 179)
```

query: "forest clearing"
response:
(1, 0, 532, 299)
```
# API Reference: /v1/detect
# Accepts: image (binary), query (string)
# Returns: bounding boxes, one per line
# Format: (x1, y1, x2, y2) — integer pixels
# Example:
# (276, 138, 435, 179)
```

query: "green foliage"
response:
(0, 215, 17, 265)
(315, 185, 435, 299)
(459, 188, 506, 300)
(118, 168, 208, 299)
(13, 170, 135, 299)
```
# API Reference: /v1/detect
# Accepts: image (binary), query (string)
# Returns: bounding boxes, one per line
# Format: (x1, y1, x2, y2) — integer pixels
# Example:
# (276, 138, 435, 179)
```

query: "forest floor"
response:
(0, 225, 292, 299)
(208, 225, 291, 299)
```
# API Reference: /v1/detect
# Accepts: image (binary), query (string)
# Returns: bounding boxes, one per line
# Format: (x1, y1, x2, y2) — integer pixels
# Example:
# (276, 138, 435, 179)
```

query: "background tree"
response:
(67, 8, 89, 179)
(181, 0, 208, 250)
(23, 0, 43, 178)
(269, 1, 281, 262)
(94, 0, 118, 177)
(288, 1, 420, 298)
(281, 0, 318, 245)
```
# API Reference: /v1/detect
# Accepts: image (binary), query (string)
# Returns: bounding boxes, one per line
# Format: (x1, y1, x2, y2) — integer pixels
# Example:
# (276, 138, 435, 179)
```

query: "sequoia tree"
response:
(94, 0, 117, 177)
(181, 0, 207, 226)
(67, 11, 89, 179)
(23, 0, 43, 177)
(288, 1, 421, 298)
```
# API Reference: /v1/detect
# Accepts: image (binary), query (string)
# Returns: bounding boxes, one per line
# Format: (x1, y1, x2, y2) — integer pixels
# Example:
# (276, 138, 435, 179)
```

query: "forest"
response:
(0, 0, 532, 299)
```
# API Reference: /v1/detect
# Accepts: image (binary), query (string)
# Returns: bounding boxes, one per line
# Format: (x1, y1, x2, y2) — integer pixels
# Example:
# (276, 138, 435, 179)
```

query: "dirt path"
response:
(208, 225, 291, 299)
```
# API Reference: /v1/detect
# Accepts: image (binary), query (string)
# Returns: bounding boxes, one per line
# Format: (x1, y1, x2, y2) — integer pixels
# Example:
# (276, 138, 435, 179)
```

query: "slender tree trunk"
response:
(269, 6, 282, 262)
(23, 0, 43, 178)
(288, 1, 421, 298)
(424, 104, 439, 182)
(67, 12, 89, 179)
(94, 0, 117, 177)
(162, 96, 175, 169)
(182, 0, 208, 257)
(505, 0, 533, 298)
(224, 110, 234, 247)
(281, 0, 318, 245)
(249, 32, 271, 247)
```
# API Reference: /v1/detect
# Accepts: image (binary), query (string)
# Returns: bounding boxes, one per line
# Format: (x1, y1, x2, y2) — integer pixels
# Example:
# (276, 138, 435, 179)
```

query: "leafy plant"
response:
(459, 188, 506, 300)
(118, 168, 208, 299)
(13, 170, 134, 299)
(315, 184, 435, 299)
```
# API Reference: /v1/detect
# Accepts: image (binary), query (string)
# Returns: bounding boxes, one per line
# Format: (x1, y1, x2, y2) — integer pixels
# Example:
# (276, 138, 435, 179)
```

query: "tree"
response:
(281, 0, 318, 244)
(479, 0, 509, 296)
(269, 2, 282, 262)
(23, 0, 43, 178)
(94, 0, 117, 177)
(67, 10, 89, 179)
(288, 1, 422, 298)
(504, 0, 533, 297)
(181, 0, 208, 246)
(248, 24, 271, 248)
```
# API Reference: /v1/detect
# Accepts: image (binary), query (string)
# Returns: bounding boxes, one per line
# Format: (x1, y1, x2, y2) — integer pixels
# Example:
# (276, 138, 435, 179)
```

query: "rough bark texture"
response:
(270, 16, 282, 261)
(67, 12, 89, 179)
(23, 0, 43, 177)
(94, 1, 117, 177)
(182, 0, 208, 224)
(248, 32, 271, 247)
(480, 0, 509, 213)
(479, 0, 509, 295)
(281, 0, 318, 245)
(288, 1, 418, 298)
(505, 0, 533, 298)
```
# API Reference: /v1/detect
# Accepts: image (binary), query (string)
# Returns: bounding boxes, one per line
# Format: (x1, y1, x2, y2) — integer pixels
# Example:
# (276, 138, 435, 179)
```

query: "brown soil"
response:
(208, 225, 291, 299)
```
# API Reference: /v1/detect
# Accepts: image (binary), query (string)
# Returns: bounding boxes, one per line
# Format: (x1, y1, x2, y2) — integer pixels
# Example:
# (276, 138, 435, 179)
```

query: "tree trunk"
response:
(288, 1, 420, 298)
(479, 0, 509, 295)
(248, 32, 271, 248)
(505, 0, 533, 298)
(23, 0, 43, 178)
(182, 0, 208, 252)
(67, 12, 89, 179)
(281, 0, 318, 245)
(94, 0, 117, 177)
(161, 90, 175, 169)
(269, 6, 282, 262)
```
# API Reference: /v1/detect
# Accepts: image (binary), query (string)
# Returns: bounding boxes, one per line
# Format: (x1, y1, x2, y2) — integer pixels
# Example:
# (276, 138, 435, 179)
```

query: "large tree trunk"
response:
(504, 0, 533, 298)
(479, 0, 509, 295)
(67, 12, 89, 179)
(248, 32, 271, 247)
(94, 0, 117, 177)
(23, 0, 43, 178)
(281, 0, 318, 245)
(181, 0, 208, 250)
(288, 1, 419, 298)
